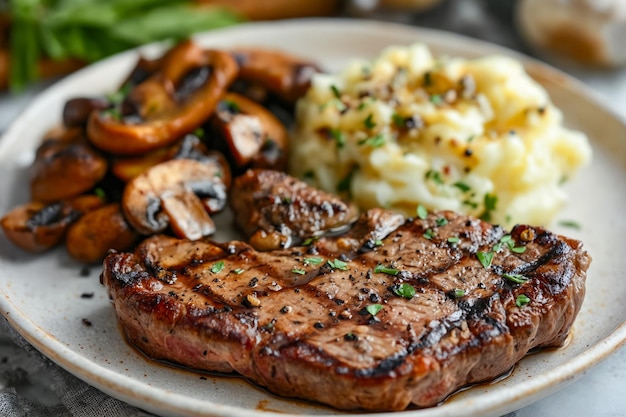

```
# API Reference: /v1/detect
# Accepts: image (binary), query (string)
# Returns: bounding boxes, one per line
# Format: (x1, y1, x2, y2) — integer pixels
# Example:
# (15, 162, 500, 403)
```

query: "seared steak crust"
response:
(101, 210, 590, 411)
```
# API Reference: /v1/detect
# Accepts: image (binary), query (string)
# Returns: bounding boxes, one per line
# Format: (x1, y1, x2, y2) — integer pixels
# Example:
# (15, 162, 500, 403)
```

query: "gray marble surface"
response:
(0, 0, 624, 416)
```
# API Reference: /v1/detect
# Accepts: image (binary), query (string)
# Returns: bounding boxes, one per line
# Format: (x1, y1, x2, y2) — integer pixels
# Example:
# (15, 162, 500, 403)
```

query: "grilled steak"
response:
(229, 169, 359, 250)
(101, 210, 590, 411)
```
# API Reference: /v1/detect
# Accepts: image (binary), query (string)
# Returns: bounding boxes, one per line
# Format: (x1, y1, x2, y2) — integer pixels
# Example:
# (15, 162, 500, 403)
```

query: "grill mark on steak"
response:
(101, 210, 590, 411)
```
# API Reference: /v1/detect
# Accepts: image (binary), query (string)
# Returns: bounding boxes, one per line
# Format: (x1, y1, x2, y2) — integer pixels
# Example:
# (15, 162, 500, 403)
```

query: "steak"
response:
(101, 210, 590, 411)
(229, 169, 359, 251)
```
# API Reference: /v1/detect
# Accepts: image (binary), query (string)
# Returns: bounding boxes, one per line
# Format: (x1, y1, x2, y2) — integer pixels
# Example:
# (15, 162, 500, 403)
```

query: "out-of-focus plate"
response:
(0, 19, 624, 417)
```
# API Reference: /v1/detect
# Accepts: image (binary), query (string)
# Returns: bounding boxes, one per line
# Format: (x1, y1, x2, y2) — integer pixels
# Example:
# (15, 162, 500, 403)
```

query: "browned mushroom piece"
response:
(87, 41, 239, 155)
(0, 195, 105, 253)
(62, 97, 110, 127)
(65, 203, 139, 263)
(211, 92, 289, 172)
(111, 133, 222, 183)
(122, 158, 230, 241)
(31, 128, 108, 203)
(231, 48, 321, 104)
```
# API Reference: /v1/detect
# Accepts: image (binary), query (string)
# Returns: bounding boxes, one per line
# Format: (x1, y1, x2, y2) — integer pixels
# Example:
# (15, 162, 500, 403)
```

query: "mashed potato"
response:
(290, 44, 592, 226)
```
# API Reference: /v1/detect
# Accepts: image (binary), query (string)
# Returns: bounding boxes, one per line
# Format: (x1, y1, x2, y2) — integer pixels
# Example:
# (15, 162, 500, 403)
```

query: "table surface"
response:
(0, 1, 624, 416)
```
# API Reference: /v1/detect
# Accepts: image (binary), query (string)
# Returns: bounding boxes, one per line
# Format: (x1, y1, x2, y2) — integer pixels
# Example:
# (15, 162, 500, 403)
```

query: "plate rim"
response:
(0, 18, 625, 417)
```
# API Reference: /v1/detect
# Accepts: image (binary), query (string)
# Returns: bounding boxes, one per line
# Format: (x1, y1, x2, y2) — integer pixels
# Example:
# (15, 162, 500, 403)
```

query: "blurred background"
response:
(0, 1, 624, 416)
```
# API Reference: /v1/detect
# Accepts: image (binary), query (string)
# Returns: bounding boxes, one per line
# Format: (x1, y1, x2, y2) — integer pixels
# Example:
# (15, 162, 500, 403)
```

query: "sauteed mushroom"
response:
(62, 97, 109, 127)
(122, 158, 230, 240)
(87, 41, 238, 155)
(31, 128, 108, 203)
(232, 48, 320, 104)
(66, 203, 138, 263)
(211, 92, 289, 172)
(0, 195, 104, 253)
(111, 133, 217, 182)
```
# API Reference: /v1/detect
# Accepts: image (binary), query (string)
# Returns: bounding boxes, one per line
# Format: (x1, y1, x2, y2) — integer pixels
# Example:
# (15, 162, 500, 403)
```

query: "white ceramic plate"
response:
(0, 19, 624, 417)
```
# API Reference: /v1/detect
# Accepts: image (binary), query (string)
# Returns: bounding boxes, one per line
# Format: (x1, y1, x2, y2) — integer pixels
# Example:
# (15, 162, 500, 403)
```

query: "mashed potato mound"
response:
(290, 44, 592, 226)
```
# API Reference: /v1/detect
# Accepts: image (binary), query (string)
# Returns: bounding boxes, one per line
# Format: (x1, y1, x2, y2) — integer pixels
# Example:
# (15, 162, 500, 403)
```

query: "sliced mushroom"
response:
(122, 158, 230, 240)
(232, 48, 320, 104)
(0, 195, 105, 253)
(211, 92, 289, 172)
(66, 203, 138, 263)
(111, 133, 225, 182)
(31, 128, 108, 203)
(87, 41, 238, 155)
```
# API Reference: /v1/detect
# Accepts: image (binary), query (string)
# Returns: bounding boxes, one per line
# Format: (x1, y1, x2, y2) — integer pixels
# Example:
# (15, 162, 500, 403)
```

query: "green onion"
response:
(558, 220, 581, 230)
(304, 257, 324, 266)
(503, 273, 528, 284)
(476, 251, 494, 269)
(366, 304, 383, 316)
(417, 204, 428, 220)
(363, 114, 376, 129)
(330, 85, 341, 99)
(453, 181, 471, 192)
(210, 261, 225, 274)
(330, 129, 346, 149)
(292, 268, 306, 275)
(392, 283, 416, 299)
(327, 259, 349, 271)
(425, 170, 444, 185)
(374, 264, 399, 276)
(358, 134, 385, 148)
(516, 294, 531, 307)
(430, 94, 443, 105)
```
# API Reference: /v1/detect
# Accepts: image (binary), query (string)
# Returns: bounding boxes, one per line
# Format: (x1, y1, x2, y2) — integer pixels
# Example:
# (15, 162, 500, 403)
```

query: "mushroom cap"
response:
(122, 158, 229, 240)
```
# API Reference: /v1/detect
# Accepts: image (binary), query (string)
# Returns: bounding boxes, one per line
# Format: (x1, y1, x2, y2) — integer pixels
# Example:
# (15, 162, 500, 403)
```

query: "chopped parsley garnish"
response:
(430, 94, 443, 105)
(425, 169, 444, 185)
(393, 283, 416, 299)
(329, 128, 346, 149)
(327, 259, 349, 271)
(476, 251, 494, 269)
(516, 294, 531, 307)
(417, 204, 428, 220)
(436, 217, 448, 227)
(392, 113, 406, 128)
(357, 101, 367, 111)
(374, 239, 383, 247)
(232, 268, 244, 275)
(463, 200, 478, 209)
(374, 264, 399, 276)
(480, 193, 498, 222)
(503, 273, 528, 284)
(105, 83, 132, 105)
(358, 134, 385, 148)
(330, 84, 341, 99)
(447, 236, 460, 244)
(193, 127, 205, 138)
(558, 220, 581, 230)
(292, 268, 306, 275)
(94, 188, 106, 199)
(102, 107, 122, 120)
(303, 236, 318, 246)
(210, 261, 225, 274)
(423, 229, 435, 240)
(453, 288, 465, 298)
(363, 114, 376, 129)
(304, 257, 324, 266)
(453, 181, 471, 192)
(496, 235, 526, 253)
(511, 246, 526, 253)
(366, 304, 383, 316)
